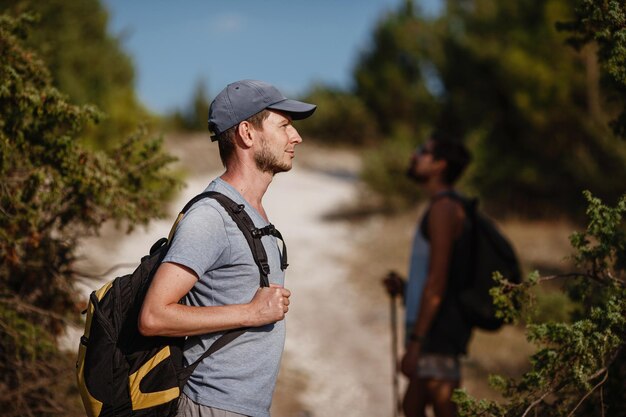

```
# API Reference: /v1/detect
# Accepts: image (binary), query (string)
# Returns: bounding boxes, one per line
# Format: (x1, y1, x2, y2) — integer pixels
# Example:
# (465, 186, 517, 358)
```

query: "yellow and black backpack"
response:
(76, 191, 288, 417)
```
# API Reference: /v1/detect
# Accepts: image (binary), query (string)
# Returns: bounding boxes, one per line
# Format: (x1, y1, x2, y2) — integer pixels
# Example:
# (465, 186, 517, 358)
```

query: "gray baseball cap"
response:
(208, 79, 316, 140)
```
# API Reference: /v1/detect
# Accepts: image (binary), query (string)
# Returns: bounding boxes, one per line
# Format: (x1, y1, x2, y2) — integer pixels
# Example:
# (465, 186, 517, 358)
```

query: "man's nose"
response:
(289, 126, 303, 144)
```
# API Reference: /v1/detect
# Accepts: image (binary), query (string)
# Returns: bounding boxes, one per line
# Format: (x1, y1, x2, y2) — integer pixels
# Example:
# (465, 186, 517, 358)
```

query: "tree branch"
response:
(566, 368, 609, 417)
(0, 295, 73, 325)
(522, 271, 626, 288)
(521, 390, 552, 417)
(601, 385, 605, 417)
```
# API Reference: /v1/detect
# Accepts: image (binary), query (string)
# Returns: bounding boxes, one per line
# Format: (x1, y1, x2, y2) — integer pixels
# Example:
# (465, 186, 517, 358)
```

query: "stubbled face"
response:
(253, 110, 302, 174)
(407, 140, 436, 183)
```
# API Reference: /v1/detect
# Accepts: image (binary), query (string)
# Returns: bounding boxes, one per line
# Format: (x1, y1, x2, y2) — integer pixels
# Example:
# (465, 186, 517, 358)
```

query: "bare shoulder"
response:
(430, 196, 463, 218)
(429, 196, 466, 234)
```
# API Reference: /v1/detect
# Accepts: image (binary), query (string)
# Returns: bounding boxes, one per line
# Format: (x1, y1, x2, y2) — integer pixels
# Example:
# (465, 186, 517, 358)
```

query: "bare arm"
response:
(138, 261, 290, 337)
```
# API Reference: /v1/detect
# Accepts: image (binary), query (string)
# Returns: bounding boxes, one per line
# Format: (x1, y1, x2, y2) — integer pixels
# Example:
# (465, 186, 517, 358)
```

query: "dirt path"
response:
(265, 166, 394, 417)
(70, 137, 395, 417)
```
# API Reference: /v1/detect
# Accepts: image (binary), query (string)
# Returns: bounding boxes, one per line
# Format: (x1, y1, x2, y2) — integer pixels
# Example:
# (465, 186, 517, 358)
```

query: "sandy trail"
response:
(266, 167, 394, 417)
(70, 143, 395, 417)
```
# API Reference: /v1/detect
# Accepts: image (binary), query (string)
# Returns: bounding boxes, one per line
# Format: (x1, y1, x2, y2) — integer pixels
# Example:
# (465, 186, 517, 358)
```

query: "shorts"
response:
(176, 394, 249, 417)
(416, 353, 460, 381)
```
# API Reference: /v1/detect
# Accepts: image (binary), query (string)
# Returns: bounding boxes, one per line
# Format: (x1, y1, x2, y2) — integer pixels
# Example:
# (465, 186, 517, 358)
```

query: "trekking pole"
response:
(389, 292, 401, 417)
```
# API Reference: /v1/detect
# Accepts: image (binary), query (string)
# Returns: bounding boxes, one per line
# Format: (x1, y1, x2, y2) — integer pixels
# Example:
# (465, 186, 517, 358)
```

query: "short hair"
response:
(431, 135, 471, 185)
(215, 109, 271, 167)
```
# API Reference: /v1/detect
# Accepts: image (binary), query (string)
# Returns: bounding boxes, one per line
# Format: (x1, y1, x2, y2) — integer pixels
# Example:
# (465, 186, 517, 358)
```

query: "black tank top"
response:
(419, 192, 473, 355)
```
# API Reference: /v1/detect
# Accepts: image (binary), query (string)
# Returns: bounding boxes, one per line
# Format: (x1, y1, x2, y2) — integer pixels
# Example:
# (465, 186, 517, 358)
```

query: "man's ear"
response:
(236, 121, 254, 148)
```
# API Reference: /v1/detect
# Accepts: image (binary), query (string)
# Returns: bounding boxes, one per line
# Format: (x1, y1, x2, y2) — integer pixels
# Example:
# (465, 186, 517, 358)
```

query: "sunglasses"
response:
(415, 145, 433, 155)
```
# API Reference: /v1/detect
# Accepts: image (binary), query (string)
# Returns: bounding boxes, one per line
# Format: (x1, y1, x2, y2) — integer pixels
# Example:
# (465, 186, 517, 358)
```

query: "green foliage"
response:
(0, 0, 153, 148)
(570, 191, 626, 275)
(0, 299, 85, 417)
(454, 2, 626, 413)
(297, 84, 379, 145)
(433, 0, 626, 217)
(349, 0, 626, 217)
(0, 13, 179, 416)
(455, 192, 626, 416)
(530, 286, 577, 324)
(168, 79, 211, 132)
(353, 3, 439, 136)
(0, 302, 56, 361)
(558, 0, 626, 138)
(360, 131, 422, 211)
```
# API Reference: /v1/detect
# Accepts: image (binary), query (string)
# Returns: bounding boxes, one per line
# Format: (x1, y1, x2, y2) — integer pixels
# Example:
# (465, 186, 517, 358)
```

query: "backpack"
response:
(457, 195, 521, 330)
(76, 191, 288, 417)
(429, 192, 521, 331)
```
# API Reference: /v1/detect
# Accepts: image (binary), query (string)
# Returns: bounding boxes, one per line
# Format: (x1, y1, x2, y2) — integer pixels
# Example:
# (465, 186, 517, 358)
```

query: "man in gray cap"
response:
(139, 80, 316, 417)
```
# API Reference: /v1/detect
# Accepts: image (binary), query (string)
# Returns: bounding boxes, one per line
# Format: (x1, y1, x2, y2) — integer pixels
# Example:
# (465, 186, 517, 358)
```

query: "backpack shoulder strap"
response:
(169, 190, 289, 285)
(173, 190, 288, 381)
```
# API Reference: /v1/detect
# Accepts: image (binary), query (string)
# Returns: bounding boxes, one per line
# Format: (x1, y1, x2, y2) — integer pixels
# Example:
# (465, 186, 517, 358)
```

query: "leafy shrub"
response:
(0, 0, 154, 148)
(455, 192, 626, 416)
(360, 132, 423, 211)
(0, 13, 179, 416)
(529, 286, 578, 325)
(297, 84, 380, 145)
(167, 79, 211, 132)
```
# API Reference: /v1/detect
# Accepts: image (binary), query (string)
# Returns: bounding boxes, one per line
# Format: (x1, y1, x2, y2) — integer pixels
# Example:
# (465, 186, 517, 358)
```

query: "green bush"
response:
(353, 3, 439, 136)
(455, 192, 626, 416)
(360, 132, 423, 211)
(167, 79, 210, 132)
(350, 0, 626, 219)
(529, 286, 578, 324)
(0, 0, 154, 149)
(297, 84, 379, 145)
(0, 13, 179, 416)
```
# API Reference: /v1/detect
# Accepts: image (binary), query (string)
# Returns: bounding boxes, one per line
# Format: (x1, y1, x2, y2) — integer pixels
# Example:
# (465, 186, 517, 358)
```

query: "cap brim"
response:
(267, 99, 317, 120)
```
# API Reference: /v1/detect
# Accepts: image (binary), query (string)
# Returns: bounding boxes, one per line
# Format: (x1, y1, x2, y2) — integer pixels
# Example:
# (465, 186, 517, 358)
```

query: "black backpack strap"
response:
(207, 191, 288, 272)
(207, 191, 277, 283)
(169, 190, 289, 282)
(178, 329, 246, 381)
(255, 224, 289, 270)
(171, 190, 288, 381)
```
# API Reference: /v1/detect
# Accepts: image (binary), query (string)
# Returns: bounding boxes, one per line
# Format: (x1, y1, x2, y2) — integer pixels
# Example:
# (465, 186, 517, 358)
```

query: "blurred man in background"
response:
(384, 136, 472, 417)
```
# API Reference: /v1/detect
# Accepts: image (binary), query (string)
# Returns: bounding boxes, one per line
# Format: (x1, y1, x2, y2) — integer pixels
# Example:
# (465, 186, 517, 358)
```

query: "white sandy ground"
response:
(63, 153, 398, 417)
(266, 168, 395, 417)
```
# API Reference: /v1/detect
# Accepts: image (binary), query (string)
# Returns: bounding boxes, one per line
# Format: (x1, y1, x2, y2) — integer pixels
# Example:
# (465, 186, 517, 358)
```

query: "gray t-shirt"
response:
(163, 177, 285, 417)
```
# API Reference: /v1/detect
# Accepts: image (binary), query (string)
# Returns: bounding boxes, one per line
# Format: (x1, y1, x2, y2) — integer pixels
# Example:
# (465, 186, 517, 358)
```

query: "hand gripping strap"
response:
(172, 190, 288, 381)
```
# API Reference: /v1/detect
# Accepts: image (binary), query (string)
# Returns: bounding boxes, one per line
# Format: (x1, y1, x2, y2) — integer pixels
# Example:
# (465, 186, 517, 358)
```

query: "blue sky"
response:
(102, 0, 441, 114)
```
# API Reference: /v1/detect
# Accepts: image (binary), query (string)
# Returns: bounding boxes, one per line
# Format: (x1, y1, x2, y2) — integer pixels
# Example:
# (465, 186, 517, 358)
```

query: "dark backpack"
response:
(76, 191, 288, 417)
(429, 192, 521, 331)
(457, 196, 521, 330)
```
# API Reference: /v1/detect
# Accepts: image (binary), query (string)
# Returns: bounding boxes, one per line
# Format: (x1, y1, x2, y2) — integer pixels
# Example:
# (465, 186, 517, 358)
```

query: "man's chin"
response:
(406, 169, 427, 184)
(272, 163, 292, 175)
